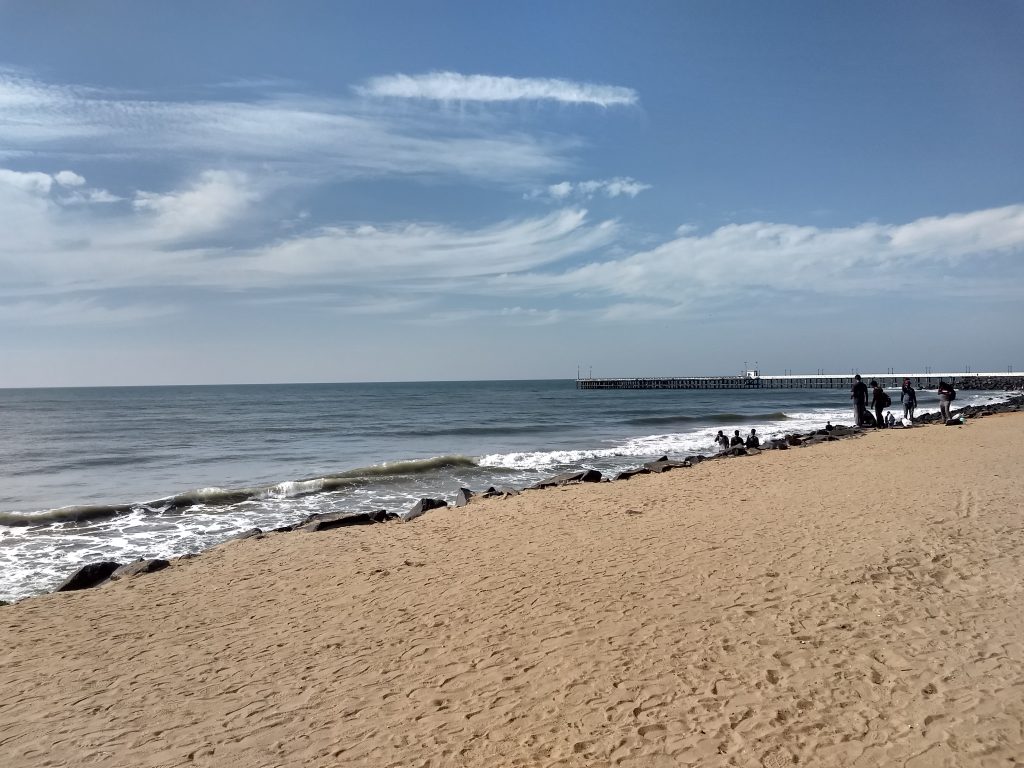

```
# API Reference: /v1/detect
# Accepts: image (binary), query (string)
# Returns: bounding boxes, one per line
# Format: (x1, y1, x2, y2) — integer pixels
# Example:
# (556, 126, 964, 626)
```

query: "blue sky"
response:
(1, 0, 1021, 386)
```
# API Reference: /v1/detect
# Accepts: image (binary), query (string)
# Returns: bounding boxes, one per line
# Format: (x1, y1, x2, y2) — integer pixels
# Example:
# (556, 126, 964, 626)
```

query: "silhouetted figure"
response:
(900, 379, 917, 421)
(745, 429, 760, 448)
(870, 380, 888, 429)
(850, 374, 868, 426)
(730, 429, 744, 447)
(937, 380, 956, 422)
(715, 430, 729, 451)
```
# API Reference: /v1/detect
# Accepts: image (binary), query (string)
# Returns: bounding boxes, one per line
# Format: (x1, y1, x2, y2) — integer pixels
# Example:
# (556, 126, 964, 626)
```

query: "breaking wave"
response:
(0, 455, 478, 527)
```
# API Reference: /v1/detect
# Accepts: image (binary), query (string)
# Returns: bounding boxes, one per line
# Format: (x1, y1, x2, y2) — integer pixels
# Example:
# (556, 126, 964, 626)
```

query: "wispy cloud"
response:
(0, 71, 571, 183)
(0, 166, 620, 323)
(357, 72, 638, 107)
(0, 298, 178, 326)
(500, 205, 1024, 309)
(528, 177, 651, 202)
(133, 170, 259, 242)
(5, 157, 1020, 329)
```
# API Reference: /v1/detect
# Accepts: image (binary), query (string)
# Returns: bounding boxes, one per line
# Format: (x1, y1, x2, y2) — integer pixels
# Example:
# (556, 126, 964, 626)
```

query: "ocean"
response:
(0, 380, 1007, 601)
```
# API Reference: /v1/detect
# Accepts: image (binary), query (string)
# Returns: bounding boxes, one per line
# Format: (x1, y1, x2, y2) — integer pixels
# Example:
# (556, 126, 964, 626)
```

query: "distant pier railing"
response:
(575, 372, 1024, 390)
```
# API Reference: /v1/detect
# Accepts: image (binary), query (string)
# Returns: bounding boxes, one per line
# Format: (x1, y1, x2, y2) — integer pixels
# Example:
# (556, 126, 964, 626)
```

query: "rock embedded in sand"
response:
(296, 510, 390, 532)
(228, 527, 263, 541)
(400, 498, 448, 522)
(529, 469, 602, 490)
(55, 561, 122, 592)
(614, 467, 651, 481)
(109, 559, 170, 581)
(644, 457, 691, 473)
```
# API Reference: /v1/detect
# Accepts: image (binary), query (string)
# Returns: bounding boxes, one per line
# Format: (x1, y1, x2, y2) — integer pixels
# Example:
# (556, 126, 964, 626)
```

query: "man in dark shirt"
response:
(745, 429, 760, 448)
(901, 379, 917, 421)
(730, 429, 744, 447)
(870, 380, 887, 429)
(850, 374, 868, 426)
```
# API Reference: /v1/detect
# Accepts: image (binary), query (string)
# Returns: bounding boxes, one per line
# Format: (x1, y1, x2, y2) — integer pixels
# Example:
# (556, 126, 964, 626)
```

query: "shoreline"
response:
(9, 391, 1021, 601)
(2, 409, 1023, 766)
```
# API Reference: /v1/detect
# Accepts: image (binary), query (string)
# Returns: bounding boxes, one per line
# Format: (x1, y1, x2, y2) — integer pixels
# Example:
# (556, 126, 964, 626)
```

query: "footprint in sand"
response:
(762, 746, 794, 767)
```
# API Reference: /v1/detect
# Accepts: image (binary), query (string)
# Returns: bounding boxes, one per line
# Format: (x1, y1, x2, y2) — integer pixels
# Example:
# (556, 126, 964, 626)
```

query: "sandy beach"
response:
(2, 413, 1022, 768)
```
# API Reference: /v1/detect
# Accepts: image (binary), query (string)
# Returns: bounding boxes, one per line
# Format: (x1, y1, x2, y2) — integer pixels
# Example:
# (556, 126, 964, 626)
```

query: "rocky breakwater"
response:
(951, 377, 1024, 391)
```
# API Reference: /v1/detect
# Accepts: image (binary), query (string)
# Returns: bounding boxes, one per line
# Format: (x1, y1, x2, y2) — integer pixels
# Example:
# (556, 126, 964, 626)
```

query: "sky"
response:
(1, 0, 1022, 387)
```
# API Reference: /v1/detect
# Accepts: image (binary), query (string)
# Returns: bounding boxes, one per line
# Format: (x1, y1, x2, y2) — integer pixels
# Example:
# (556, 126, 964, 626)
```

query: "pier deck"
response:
(576, 372, 1023, 390)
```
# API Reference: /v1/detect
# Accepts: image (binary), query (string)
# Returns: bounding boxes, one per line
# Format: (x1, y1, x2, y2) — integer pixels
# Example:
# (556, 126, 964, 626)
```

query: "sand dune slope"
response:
(1, 415, 1022, 767)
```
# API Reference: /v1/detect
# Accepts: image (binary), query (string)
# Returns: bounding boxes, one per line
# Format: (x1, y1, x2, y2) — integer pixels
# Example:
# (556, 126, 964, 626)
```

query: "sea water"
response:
(0, 380, 1007, 601)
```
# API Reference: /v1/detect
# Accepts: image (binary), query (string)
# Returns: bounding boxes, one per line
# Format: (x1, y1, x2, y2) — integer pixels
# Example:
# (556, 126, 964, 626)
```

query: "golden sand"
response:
(2, 414, 1022, 767)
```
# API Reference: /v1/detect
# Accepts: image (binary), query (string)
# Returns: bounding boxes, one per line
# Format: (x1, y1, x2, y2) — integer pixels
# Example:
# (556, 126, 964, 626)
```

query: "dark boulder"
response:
(455, 488, 475, 507)
(644, 458, 690, 473)
(110, 558, 170, 581)
(684, 454, 706, 464)
(614, 467, 651, 481)
(228, 527, 263, 541)
(298, 510, 389, 531)
(767, 438, 789, 450)
(400, 498, 448, 522)
(726, 446, 748, 457)
(56, 561, 122, 592)
(945, 418, 963, 427)
(785, 434, 804, 446)
(745, 447, 761, 456)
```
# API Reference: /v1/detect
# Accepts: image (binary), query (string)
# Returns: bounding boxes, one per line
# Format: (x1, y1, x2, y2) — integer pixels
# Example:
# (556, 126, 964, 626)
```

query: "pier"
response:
(576, 372, 1024, 390)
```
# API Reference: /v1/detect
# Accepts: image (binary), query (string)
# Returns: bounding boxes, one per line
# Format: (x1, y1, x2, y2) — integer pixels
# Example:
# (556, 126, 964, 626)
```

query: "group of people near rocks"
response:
(714, 428, 759, 452)
(850, 374, 956, 428)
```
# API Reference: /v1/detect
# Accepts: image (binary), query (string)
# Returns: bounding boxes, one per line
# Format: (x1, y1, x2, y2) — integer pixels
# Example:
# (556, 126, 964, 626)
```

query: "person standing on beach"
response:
(937, 380, 955, 422)
(851, 374, 868, 426)
(870, 380, 888, 429)
(901, 379, 917, 421)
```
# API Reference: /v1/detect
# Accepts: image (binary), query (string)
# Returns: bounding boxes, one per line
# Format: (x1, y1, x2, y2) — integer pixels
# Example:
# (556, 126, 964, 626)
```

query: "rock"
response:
(229, 527, 263, 541)
(109, 558, 170, 581)
(644, 458, 690, 473)
(726, 446, 748, 457)
(455, 488, 475, 507)
(400, 498, 448, 522)
(945, 418, 963, 426)
(56, 561, 121, 592)
(745, 447, 761, 456)
(614, 467, 651, 481)
(177, 553, 198, 561)
(297, 510, 389, 531)
(684, 454, 706, 464)
(785, 434, 804, 446)
(529, 470, 603, 490)
(767, 438, 789, 450)
(0, 600, 9, 606)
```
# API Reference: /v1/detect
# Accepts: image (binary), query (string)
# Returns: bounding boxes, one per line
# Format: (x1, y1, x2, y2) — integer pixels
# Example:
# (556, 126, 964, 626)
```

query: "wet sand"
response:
(2, 413, 1022, 767)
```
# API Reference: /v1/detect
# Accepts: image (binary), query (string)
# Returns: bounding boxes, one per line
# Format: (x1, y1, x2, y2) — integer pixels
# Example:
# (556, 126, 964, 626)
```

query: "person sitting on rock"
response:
(730, 429, 744, 447)
(824, 421, 834, 432)
(745, 429, 760, 448)
(715, 430, 729, 451)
